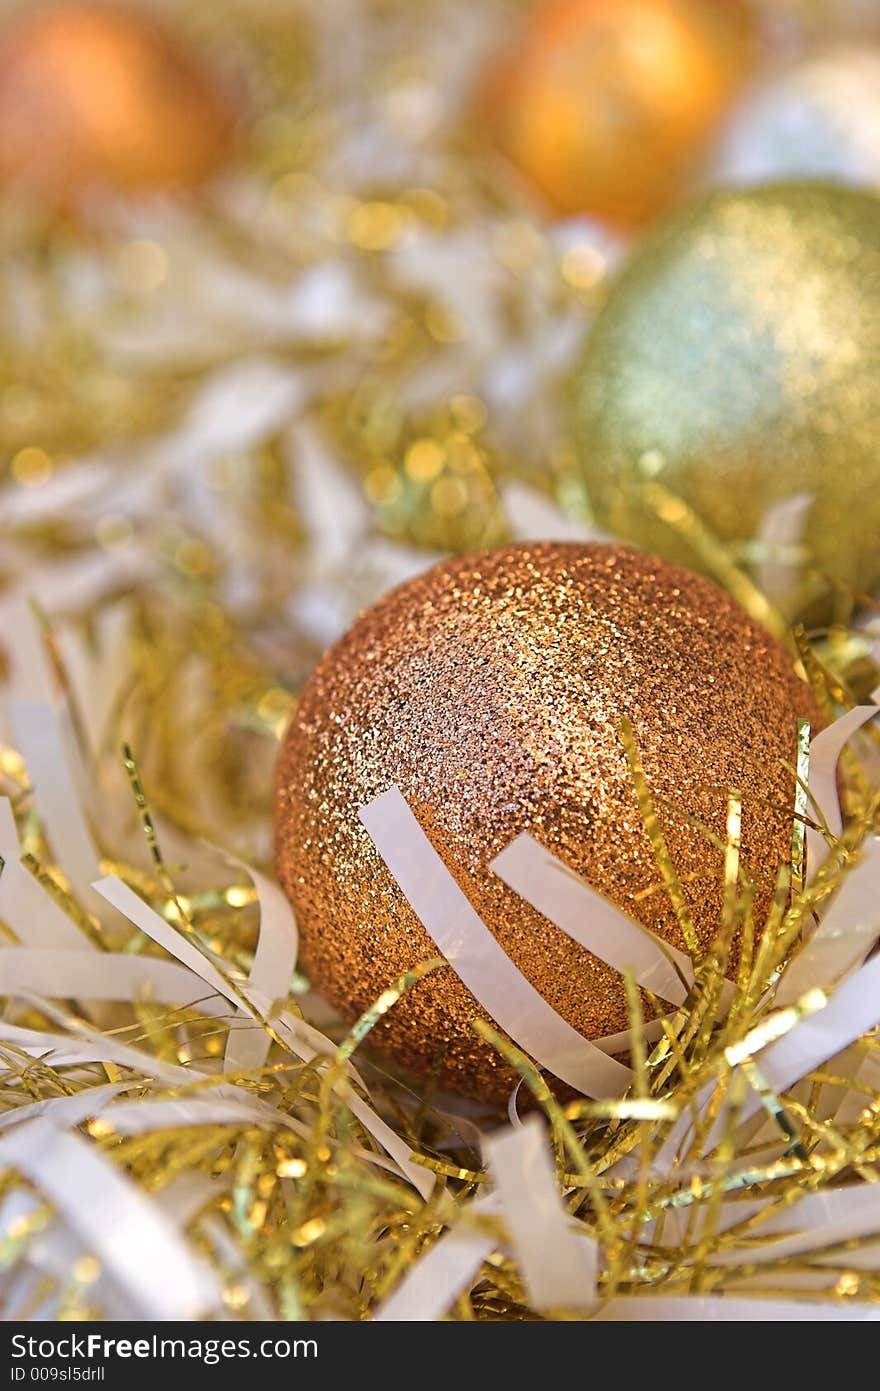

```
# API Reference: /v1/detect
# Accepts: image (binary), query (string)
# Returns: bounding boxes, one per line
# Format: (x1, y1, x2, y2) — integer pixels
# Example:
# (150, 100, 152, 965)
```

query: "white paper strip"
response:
(775, 837, 880, 1006)
(707, 1184, 880, 1265)
(0, 1189, 42, 1240)
(222, 861, 298, 1074)
(92, 876, 434, 1199)
(0, 552, 153, 629)
(2, 1266, 55, 1322)
(0, 1021, 190, 1083)
(0, 1017, 422, 1188)
(814, 1244, 880, 1272)
(0, 800, 90, 951)
(361, 788, 632, 1098)
(501, 481, 609, 544)
(492, 833, 694, 1005)
(239, 863, 299, 965)
(2, 593, 58, 703)
(754, 492, 813, 611)
(154, 1173, 224, 1228)
(152, 359, 302, 473)
(486, 845, 677, 1053)
(200, 1214, 275, 1321)
(3, 1167, 219, 1321)
(9, 702, 101, 903)
(0, 1118, 221, 1319)
(671, 948, 880, 1168)
(96, 1096, 309, 1139)
(754, 951, 880, 1109)
(0, 1190, 135, 1320)
(375, 1196, 500, 1322)
(93, 876, 246, 1011)
(726, 1270, 864, 1294)
(272, 1007, 437, 1201)
(0, 1083, 128, 1134)
(484, 1117, 597, 1313)
(592, 1019, 668, 1055)
(0, 948, 231, 1017)
(833, 1051, 880, 1125)
(658, 1178, 880, 1258)
(807, 706, 879, 882)
(1, 597, 119, 922)
(595, 1296, 880, 1322)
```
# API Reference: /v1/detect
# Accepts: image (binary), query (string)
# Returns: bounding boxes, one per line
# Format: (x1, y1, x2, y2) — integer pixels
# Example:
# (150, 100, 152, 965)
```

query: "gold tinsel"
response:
(1, 584, 880, 1320)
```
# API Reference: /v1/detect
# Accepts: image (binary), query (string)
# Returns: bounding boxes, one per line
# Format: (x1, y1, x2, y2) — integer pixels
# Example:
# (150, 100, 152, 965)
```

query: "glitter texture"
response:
(276, 543, 821, 1102)
(573, 183, 880, 621)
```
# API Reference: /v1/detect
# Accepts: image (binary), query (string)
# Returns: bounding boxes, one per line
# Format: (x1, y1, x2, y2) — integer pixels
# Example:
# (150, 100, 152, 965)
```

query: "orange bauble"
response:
(0, 2, 237, 204)
(478, 0, 754, 226)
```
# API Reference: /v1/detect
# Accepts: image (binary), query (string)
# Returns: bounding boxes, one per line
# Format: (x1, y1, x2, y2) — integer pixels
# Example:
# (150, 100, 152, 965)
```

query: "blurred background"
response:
(1, 0, 880, 863)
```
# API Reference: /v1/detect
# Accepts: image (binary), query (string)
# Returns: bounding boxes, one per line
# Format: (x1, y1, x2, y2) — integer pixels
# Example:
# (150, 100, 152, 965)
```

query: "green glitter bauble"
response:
(573, 182, 880, 621)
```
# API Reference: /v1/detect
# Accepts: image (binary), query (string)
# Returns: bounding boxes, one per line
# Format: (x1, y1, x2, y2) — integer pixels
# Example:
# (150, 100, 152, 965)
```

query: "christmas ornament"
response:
(276, 542, 818, 1102)
(573, 183, 880, 621)
(477, 0, 753, 227)
(710, 48, 880, 189)
(0, 2, 236, 205)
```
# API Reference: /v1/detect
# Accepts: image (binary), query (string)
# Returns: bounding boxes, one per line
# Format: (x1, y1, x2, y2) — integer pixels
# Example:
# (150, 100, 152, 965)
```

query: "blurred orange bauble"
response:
(0, 2, 237, 204)
(478, 0, 754, 227)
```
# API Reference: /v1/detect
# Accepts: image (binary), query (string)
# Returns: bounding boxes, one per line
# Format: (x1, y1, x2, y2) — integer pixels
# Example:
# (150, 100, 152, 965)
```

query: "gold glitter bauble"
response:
(276, 543, 818, 1103)
(477, 0, 753, 227)
(0, 3, 236, 204)
(573, 183, 880, 621)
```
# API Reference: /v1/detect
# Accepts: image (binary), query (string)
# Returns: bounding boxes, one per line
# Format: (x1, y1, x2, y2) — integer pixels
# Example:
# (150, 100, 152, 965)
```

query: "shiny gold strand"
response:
(276, 542, 821, 1101)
